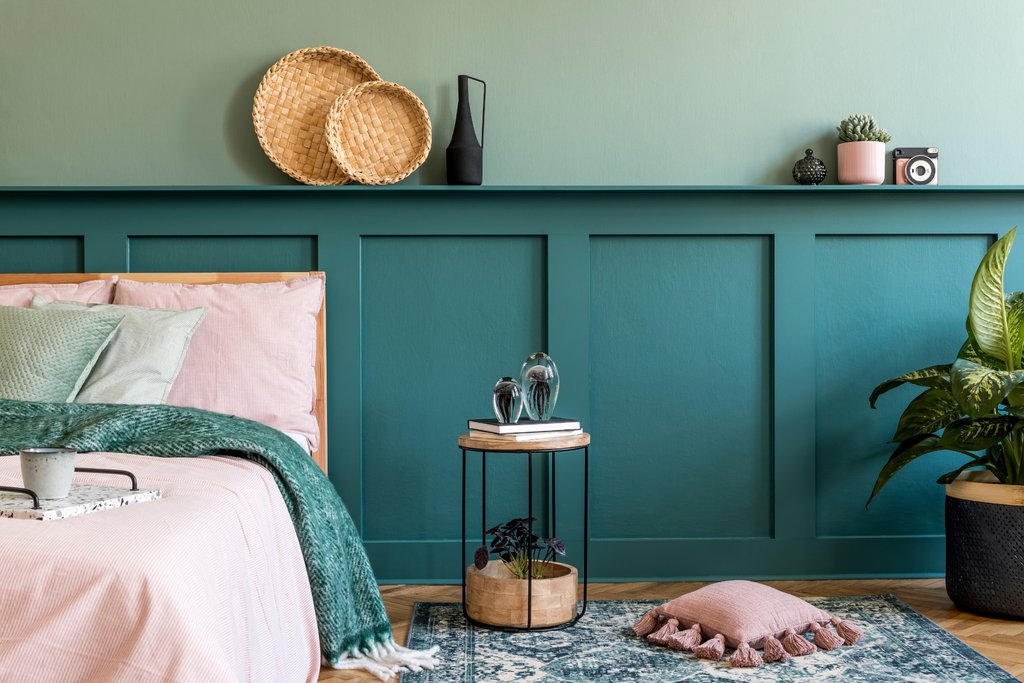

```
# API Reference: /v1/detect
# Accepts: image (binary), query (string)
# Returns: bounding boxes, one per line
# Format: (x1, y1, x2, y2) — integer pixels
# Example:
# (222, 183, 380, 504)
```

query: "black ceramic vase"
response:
(446, 75, 486, 185)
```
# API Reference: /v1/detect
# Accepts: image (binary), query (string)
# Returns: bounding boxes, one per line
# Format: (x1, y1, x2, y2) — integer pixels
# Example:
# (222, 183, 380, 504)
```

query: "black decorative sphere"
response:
(793, 149, 827, 185)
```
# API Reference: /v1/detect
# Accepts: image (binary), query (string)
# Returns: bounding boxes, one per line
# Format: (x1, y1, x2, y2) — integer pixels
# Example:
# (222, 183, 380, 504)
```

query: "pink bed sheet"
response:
(0, 451, 320, 683)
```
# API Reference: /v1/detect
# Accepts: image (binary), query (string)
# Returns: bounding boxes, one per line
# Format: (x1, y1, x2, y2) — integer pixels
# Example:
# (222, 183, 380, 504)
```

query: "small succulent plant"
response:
(836, 114, 892, 143)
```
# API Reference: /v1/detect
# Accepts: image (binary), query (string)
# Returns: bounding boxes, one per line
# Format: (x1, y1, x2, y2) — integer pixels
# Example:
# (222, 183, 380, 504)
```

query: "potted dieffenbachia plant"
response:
(465, 517, 576, 628)
(869, 227, 1024, 618)
(836, 114, 890, 185)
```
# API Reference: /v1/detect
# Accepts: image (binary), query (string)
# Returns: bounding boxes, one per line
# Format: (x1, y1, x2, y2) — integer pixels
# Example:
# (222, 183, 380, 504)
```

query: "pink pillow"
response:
(633, 580, 863, 668)
(113, 277, 324, 450)
(0, 279, 114, 307)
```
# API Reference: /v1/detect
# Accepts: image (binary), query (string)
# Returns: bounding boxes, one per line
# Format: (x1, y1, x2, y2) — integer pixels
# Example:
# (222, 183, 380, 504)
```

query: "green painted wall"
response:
(1, 1, 1020, 186)
(4, 186, 1024, 582)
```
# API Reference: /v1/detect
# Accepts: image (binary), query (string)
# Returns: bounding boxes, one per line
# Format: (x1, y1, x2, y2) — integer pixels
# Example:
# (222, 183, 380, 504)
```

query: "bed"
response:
(0, 272, 328, 683)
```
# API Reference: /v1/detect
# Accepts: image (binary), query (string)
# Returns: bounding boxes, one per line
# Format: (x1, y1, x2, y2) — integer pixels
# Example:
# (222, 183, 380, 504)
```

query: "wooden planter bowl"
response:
(945, 471, 1024, 619)
(466, 560, 578, 628)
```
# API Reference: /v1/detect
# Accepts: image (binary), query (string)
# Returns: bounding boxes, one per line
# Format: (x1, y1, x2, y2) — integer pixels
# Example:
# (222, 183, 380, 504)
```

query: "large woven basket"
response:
(325, 80, 432, 185)
(253, 46, 380, 185)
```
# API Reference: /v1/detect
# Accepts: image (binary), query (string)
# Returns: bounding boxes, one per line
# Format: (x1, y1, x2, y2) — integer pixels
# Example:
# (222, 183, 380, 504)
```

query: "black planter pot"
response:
(945, 479, 1024, 620)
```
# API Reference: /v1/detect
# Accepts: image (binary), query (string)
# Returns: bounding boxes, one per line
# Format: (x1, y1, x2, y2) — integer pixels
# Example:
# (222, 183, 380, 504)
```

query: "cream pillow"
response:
(32, 298, 207, 405)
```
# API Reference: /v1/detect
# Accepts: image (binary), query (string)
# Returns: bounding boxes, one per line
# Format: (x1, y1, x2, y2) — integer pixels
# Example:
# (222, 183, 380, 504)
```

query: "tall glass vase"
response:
(492, 377, 523, 424)
(520, 352, 559, 421)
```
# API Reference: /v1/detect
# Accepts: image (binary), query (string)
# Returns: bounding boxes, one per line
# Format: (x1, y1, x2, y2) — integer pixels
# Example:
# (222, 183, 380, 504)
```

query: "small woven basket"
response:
(253, 46, 380, 185)
(325, 81, 432, 185)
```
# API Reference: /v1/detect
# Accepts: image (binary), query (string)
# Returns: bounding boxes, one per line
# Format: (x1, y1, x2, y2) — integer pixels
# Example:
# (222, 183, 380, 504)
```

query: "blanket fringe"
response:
(326, 638, 440, 681)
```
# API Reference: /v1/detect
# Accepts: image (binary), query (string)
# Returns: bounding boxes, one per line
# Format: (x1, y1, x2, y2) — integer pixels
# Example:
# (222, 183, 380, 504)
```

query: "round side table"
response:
(458, 431, 590, 631)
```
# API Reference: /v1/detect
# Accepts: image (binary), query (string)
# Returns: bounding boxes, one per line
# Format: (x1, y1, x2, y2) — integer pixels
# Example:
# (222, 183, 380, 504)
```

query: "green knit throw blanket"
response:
(0, 399, 391, 664)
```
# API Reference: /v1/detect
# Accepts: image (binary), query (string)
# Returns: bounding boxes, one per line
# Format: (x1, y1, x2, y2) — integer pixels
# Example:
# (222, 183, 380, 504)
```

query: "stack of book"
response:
(467, 417, 582, 442)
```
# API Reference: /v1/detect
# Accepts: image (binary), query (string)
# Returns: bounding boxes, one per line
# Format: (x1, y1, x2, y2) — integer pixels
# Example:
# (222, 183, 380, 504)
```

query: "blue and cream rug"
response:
(401, 596, 1016, 682)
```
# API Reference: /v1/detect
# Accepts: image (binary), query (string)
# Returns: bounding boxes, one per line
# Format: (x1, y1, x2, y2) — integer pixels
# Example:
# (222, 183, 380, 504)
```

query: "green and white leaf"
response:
(893, 387, 962, 442)
(967, 228, 1019, 369)
(940, 415, 1021, 450)
(950, 358, 1024, 417)
(865, 424, 1007, 506)
(958, 337, 1001, 367)
(1005, 291, 1024, 366)
(869, 364, 952, 408)
(866, 434, 946, 507)
(936, 456, 995, 485)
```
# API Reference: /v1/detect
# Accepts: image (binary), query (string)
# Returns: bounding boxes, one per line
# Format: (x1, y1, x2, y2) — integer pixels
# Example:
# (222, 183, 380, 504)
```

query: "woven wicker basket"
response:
(325, 81, 432, 185)
(253, 46, 380, 185)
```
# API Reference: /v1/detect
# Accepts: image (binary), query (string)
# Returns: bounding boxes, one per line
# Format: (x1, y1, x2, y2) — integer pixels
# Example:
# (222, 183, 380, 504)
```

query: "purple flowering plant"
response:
(474, 516, 566, 580)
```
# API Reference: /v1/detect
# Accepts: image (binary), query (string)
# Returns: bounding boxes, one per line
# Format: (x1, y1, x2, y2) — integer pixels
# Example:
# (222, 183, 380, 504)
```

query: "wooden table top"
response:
(458, 432, 590, 452)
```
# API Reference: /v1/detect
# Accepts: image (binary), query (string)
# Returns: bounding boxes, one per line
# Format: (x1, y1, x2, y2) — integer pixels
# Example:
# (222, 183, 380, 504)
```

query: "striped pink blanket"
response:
(0, 451, 320, 682)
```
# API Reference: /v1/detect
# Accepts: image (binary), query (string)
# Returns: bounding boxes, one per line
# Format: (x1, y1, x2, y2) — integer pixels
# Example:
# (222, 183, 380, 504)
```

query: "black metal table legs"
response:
(460, 445, 589, 632)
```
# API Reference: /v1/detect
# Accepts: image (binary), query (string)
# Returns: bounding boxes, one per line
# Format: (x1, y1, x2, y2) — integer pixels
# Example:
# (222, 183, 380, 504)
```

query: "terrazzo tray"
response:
(0, 485, 161, 521)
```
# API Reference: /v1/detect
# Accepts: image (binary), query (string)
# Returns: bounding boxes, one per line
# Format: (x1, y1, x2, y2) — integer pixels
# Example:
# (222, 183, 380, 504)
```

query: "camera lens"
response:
(905, 156, 936, 185)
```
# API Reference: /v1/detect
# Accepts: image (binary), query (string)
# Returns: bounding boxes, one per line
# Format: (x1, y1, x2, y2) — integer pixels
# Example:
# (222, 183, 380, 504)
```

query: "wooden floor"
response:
(318, 579, 1024, 681)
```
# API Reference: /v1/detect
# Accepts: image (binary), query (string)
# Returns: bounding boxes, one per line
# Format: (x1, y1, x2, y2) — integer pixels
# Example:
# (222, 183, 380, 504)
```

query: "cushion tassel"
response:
(647, 617, 679, 645)
(830, 616, 864, 645)
(632, 610, 662, 637)
(666, 622, 702, 651)
(782, 627, 817, 657)
(728, 642, 764, 668)
(809, 622, 843, 651)
(762, 634, 791, 663)
(693, 633, 725, 661)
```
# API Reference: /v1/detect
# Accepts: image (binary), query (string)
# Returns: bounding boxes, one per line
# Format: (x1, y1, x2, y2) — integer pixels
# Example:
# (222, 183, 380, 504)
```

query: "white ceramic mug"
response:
(20, 447, 77, 499)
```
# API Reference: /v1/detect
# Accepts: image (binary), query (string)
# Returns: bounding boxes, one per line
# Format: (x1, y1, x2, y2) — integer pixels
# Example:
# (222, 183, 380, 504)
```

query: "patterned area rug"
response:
(401, 596, 1016, 682)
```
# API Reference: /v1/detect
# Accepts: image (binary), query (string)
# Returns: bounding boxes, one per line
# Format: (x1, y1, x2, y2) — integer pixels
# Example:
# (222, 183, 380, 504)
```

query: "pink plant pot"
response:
(837, 141, 886, 185)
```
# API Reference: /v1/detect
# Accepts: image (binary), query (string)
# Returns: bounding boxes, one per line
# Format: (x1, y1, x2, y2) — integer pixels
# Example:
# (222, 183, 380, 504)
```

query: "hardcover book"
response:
(466, 417, 581, 434)
(469, 428, 583, 442)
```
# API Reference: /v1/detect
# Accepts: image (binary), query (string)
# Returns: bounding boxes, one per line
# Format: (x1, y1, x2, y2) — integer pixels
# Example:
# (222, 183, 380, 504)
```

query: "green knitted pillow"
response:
(0, 306, 124, 403)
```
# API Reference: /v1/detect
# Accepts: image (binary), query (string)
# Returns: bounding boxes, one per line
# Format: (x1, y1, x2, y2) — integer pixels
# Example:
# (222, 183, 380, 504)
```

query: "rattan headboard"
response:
(0, 272, 327, 473)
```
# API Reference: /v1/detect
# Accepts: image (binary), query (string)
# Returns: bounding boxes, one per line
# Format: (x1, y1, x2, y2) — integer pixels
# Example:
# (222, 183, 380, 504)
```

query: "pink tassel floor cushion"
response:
(633, 580, 863, 669)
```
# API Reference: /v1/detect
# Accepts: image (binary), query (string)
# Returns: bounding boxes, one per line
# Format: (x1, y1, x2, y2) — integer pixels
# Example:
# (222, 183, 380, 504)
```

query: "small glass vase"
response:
(492, 377, 523, 424)
(520, 352, 559, 421)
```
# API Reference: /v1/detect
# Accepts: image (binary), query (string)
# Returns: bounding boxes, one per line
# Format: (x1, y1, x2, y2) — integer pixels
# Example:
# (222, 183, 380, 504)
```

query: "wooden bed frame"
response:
(0, 272, 328, 473)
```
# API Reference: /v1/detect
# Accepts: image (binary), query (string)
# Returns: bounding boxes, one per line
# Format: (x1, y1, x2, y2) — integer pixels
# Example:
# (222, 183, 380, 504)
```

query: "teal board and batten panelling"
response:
(0, 237, 83, 273)
(129, 235, 318, 273)
(2, 186, 1024, 582)
(814, 235, 990, 537)
(361, 236, 547, 542)
(590, 236, 772, 540)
